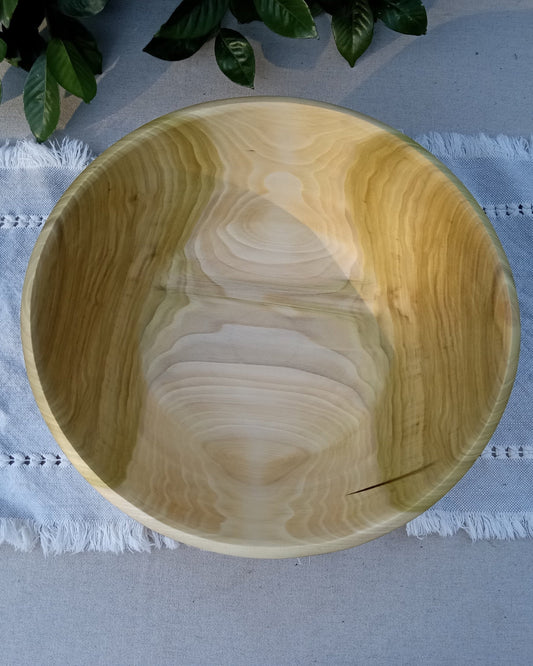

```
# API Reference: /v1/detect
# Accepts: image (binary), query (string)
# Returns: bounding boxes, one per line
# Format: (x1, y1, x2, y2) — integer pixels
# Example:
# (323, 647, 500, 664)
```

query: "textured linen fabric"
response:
(0, 134, 531, 553)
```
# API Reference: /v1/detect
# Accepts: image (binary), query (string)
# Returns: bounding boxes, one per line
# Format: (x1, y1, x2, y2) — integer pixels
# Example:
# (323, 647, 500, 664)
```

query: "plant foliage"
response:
(145, 0, 427, 86)
(0, 0, 107, 141)
(0, 0, 427, 140)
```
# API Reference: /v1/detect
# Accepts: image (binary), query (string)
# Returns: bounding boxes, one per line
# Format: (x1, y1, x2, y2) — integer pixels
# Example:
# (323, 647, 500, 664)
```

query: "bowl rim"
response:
(20, 96, 521, 558)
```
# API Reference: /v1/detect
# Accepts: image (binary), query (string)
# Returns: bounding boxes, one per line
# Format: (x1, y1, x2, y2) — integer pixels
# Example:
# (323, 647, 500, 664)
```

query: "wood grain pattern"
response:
(21, 99, 520, 557)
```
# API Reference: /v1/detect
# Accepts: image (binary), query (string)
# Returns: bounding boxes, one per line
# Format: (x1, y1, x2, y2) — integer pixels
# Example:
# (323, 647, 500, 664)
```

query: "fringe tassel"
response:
(0, 519, 179, 555)
(416, 132, 533, 160)
(3, 134, 532, 170)
(0, 138, 93, 169)
(3, 134, 531, 170)
(407, 511, 533, 540)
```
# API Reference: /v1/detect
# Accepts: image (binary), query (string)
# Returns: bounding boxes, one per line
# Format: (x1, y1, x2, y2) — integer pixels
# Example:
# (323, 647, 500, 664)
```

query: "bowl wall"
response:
(22, 99, 519, 557)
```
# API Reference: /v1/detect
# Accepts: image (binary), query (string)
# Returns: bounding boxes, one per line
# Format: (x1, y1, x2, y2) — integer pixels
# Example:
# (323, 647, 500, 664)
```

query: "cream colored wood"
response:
(21, 99, 520, 558)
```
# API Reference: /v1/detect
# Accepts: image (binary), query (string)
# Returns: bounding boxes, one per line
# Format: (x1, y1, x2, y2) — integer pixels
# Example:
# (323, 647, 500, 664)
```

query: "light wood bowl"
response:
(22, 99, 519, 558)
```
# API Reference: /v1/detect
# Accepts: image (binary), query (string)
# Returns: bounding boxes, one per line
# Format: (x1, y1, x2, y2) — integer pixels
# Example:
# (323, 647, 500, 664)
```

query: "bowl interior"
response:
(22, 99, 519, 557)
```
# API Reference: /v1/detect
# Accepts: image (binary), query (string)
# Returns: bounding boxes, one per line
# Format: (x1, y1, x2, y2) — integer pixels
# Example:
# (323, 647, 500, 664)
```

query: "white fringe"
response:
(0, 519, 179, 555)
(407, 511, 533, 540)
(416, 132, 533, 160)
(0, 137, 93, 169)
(2, 134, 531, 170)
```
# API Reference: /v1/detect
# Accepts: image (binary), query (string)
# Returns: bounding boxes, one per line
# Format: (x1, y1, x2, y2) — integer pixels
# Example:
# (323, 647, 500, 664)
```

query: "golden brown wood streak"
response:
(21, 99, 520, 557)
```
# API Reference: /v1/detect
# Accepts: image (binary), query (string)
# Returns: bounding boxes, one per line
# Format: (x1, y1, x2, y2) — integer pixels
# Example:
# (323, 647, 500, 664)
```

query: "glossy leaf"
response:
(229, 0, 260, 23)
(47, 38, 96, 103)
(143, 31, 215, 62)
(0, 0, 18, 27)
(374, 0, 427, 35)
(48, 11, 102, 74)
(23, 53, 60, 142)
(1, 0, 45, 70)
(215, 28, 254, 87)
(156, 0, 229, 41)
(74, 35, 102, 76)
(332, 0, 373, 67)
(56, 0, 108, 18)
(253, 0, 317, 39)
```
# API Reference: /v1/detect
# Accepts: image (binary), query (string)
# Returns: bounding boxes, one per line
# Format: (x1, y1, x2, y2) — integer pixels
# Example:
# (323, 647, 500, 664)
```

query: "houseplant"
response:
(145, 0, 427, 88)
(0, 0, 426, 141)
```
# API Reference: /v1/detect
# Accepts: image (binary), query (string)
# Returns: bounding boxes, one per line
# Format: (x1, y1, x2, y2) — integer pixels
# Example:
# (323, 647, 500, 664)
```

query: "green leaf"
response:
(332, 0, 373, 67)
(1, 0, 46, 70)
(143, 31, 215, 62)
(374, 0, 427, 35)
(215, 28, 254, 87)
(0, 0, 18, 27)
(230, 0, 260, 23)
(253, 0, 317, 38)
(47, 38, 96, 103)
(23, 53, 60, 142)
(156, 0, 229, 41)
(56, 0, 108, 18)
(65, 31, 102, 77)
(47, 12, 103, 74)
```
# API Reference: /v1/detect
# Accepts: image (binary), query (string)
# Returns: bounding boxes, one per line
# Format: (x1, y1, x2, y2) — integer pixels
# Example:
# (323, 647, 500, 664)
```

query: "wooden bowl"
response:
(21, 99, 519, 558)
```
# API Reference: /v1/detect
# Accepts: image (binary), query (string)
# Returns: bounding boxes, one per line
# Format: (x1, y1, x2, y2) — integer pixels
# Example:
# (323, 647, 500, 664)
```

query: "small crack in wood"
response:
(345, 463, 434, 496)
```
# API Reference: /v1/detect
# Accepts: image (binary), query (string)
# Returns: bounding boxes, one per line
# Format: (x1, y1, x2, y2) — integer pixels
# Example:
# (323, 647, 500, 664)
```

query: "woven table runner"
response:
(0, 134, 531, 554)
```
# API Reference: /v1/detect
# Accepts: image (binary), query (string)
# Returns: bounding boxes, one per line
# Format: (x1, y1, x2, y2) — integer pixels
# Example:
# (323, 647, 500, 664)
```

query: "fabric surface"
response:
(0, 133, 531, 554)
